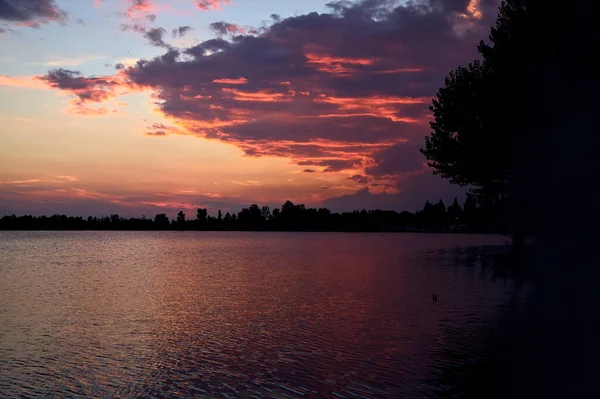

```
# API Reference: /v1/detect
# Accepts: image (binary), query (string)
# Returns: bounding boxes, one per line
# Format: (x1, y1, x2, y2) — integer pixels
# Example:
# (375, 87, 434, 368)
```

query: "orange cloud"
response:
(0, 179, 43, 185)
(212, 77, 248, 85)
(467, 0, 483, 19)
(221, 88, 289, 102)
(35, 0, 497, 190)
(305, 52, 374, 76)
(0, 75, 48, 90)
(0, 176, 81, 185)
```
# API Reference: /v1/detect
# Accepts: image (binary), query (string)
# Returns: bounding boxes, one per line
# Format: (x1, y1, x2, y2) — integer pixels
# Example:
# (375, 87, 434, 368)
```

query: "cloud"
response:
(194, 0, 231, 11)
(117, 0, 497, 171)
(121, 22, 148, 33)
(365, 141, 427, 177)
(172, 25, 192, 38)
(347, 174, 371, 184)
(0, 0, 67, 27)
(56, 176, 80, 182)
(209, 21, 245, 36)
(41, 55, 103, 67)
(0, 176, 80, 185)
(303, 169, 316, 173)
(37, 68, 121, 104)
(145, 123, 181, 136)
(35, 68, 129, 114)
(144, 27, 168, 47)
(0, 185, 262, 218)
(122, 0, 231, 19)
(324, 170, 466, 212)
(37, 0, 499, 208)
(0, 74, 49, 89)
(125, 0, 155, 16)
(0, 179, 43, 185)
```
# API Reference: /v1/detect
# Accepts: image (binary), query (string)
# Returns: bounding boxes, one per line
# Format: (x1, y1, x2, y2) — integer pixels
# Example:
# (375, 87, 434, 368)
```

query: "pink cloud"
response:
(37, 0, 500, 191)
(0, 75, 49, 90)
(194, 0, 231, 11)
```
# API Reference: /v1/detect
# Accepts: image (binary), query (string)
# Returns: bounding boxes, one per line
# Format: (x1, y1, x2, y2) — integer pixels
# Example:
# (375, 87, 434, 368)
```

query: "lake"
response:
(0, 232, 530, 398)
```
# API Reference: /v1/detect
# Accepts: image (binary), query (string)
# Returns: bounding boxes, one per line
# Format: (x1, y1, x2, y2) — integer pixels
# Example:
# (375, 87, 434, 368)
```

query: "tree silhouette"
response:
(176, 211, 186, 230)
(2, 198, 505, 233)
(434, 200, 447, 227)
(261, 206, 271, 221)
(196, 208, 208, 230)
(447, 198, 462, 227)
(462, 193, 478, 231)
(154, 213, 170, 230)
(420, 0, 586, 244)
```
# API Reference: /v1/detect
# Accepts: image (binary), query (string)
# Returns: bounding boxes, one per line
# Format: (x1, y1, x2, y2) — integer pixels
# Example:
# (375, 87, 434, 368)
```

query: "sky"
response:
(0, 0, 500, 217)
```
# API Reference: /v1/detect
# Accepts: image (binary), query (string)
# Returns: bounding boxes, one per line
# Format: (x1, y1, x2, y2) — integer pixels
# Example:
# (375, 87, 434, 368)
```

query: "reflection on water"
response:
(0, 232, 528, 398)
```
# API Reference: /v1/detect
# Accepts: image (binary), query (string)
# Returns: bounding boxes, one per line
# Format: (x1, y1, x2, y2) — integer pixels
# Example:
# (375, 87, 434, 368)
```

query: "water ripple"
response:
(0, 231, 528, 398)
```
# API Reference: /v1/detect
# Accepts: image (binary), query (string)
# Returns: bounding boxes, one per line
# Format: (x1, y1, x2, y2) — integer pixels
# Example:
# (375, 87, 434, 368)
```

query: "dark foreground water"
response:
(0, 232, 530, 398)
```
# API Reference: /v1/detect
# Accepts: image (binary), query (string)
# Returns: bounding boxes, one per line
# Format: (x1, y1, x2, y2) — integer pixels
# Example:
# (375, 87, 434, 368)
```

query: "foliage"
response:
(0, 197, 501, 233)
(421, 0, 582, 240)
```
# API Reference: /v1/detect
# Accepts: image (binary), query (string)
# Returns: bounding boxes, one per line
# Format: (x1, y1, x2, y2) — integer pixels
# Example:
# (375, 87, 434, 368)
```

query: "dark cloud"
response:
(209, 21, 245, 36)
(144, 27, 168, 47)
(39, 0, 500, 208)
(347, 174, 371, 184)
(121, 22, 147, 33)
(172, 25, 192, 38)
(0, 186, 255, 218)
(145, 131, 167, 136)
(324, 187, 399, 211)
(115, 63, 125, 70)
(145, 123, 180, 136)
(365, 141, 426, 177)
(324, 171, 466, 212)
(297, 159, 363, 173)
(117, 0, 498, 172)
(303, 169, 316, 173)
(0, 0, 67, 27)
(37, 68, 120, 105)
(194, 0, 231, 11)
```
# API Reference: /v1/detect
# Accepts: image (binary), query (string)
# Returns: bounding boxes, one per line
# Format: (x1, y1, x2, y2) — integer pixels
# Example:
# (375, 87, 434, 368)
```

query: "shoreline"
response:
(0, 228, 505, 234)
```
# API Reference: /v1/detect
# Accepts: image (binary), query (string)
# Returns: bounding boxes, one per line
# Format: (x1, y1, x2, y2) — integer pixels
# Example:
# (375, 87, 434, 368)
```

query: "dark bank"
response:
(0, 196, 503, 233)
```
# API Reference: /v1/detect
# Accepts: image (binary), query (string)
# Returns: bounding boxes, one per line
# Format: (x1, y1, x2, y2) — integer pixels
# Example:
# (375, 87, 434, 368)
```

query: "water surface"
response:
(0, 232, 528, 398)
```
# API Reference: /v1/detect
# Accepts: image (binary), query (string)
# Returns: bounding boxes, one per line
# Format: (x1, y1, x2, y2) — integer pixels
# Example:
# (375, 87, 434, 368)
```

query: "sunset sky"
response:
(0, 0, 499, 217)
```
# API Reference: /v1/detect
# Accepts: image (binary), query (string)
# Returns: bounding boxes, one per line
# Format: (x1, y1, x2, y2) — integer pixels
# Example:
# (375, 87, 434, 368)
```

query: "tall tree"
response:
(421, 0, 596, 243)
(176, 211, 186, 230)
(261, 206, 271, 221)
(462, 194, 478, 230)
(154, 213, 170, 230)
(196, 208, 208, 230)
(447, 197, 462, 226)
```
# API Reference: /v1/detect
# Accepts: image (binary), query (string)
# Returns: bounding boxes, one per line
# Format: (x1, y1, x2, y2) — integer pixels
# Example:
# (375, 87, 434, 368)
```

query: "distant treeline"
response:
(0, 195, 503, 233)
